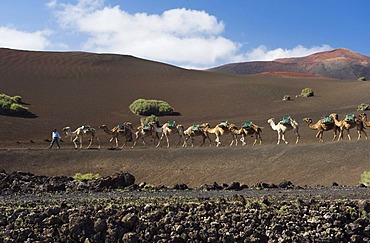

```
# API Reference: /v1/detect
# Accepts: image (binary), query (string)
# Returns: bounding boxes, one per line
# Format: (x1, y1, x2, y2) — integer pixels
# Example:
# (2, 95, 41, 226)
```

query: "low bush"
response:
(73, 173, 101, 181)
(358, 103, 370, 111)
(300, 88, 314, 97)
(140, 115, 159, 124)
(0, 93, 29, 116)
(360, 171, 370, 186)
(129, 98, 174, 116)
(358, 77, 367, 81)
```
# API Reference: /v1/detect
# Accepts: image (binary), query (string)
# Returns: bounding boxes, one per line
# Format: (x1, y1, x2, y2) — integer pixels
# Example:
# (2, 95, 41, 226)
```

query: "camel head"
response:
(267, 118, 275, 124)
(99, 125, 107, 129)
(62, 126, 71, 133)
(329, 113, 338, 120)
(359, 113, 367, 119)
(201, 123, 210, 129)
(303, 118, 312, 124)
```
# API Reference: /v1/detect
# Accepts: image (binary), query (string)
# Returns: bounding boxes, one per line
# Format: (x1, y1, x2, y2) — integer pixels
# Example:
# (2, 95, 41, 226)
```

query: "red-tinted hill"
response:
(210, 48, 370, 80)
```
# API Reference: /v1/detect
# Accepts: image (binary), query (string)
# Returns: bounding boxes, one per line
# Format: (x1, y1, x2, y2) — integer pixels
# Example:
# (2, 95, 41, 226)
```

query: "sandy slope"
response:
(1, 48, 370, 186)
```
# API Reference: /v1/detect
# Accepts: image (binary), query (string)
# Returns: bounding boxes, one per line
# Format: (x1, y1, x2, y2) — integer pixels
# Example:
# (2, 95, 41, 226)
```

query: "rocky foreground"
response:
(1, 171, 370, 242)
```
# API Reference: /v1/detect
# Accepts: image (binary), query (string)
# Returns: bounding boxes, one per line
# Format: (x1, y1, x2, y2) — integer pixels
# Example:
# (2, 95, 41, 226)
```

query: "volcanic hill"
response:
(210, 48, 370, 80)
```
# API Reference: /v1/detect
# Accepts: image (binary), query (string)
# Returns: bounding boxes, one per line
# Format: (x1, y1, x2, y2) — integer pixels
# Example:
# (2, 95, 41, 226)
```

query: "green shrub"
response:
(301, 88, 314, 97)
(358, 103, 370, 111)
(12, 95, 22, 103)
(140, 115, 159, 124)
(129, 98, 174, 116)
(360, 171, 370, 186)
(0, 93, 29, 116)
(73, 173, 101, 181)
(9, 103, 28, 114)
(358, 77, 367, 81)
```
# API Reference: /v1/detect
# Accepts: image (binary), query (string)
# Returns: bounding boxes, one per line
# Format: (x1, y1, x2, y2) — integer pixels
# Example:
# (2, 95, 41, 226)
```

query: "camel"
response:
(302, 117, 338, 142)
(329, 113, 367, 141)
(99, 122, 135, 148)
(229, 122, 263, 146)
(156, 121, 185, 148)
(267, 117, 300, 144)
(202, 121, 235, 147)
(182, 123, 212, 147)
(62, 125, 100, 149)
(133, 122, 162, 147)
(359, 113, 370, 127)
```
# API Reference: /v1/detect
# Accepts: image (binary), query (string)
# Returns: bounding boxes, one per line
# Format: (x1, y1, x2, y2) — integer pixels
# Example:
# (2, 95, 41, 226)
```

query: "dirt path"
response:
(1, 139, 370, 187)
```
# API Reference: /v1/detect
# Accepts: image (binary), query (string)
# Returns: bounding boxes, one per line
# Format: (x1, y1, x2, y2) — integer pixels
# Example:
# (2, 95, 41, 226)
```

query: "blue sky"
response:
(0, 0, 369, 69)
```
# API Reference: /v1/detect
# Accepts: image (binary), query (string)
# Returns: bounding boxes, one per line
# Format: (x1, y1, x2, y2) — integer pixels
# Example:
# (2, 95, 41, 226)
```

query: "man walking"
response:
(49, 128, 61, 149)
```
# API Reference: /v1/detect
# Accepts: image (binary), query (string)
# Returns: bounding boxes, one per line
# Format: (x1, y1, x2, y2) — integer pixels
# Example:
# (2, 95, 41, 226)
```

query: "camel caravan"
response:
(61, 113, 369, 149)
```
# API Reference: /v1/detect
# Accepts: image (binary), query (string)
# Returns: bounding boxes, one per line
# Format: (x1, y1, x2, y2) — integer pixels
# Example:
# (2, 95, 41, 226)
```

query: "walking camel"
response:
(156, 121, 185, 148)
(183, 123, 212, 147)
(303, 117, 338, 142)
(99, 122, 135, 148)
(202, 121, 235, 147)
(63, 125, 100, 149)
(133, 122, 162, 147)
(267, 117, 300, 144)
(229, 122, 263, 146)
(329, 113, 367, 141)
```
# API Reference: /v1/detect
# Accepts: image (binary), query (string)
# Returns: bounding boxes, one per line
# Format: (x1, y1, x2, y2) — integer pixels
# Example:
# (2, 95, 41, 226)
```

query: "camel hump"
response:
(192, 124, 200, 131)
(345, 114, 355, 122)
(322, 115, 332, 124)
(142, 123, 151, 131)
(242, 121, 252, 128)
(280, 116, 291, 125)
(168, 121, 176, 127)
(81, 125, 92, 131)
(219, 120, 228, 128)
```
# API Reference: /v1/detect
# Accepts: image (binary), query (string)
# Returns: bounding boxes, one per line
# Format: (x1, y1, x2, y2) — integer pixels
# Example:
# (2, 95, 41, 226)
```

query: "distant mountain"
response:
(209, 48, 370, 80)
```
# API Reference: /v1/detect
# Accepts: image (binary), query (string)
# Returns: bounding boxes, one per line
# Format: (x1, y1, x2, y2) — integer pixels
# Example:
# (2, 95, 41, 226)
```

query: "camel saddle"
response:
(242, 122, 252, 129)
(345, 114, 355, 122)
(118, 124, 126, 130)
(142, 124, 151, 131)
(322, 116, 332, 124)
(81, 125, 91, 132)
(219, 121, 228, 128)
(280, 116, 291, 125)
(168, 121, 176, 128)
(192, 124, 200, 131)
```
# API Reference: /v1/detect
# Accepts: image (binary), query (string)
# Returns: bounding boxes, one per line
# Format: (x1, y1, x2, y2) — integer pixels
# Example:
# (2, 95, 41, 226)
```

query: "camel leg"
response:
(276, 132, 281, 145)
(240, 135, 247, 146)
(332, 130, 337, 141)
(72, 136, 79, 149)
(206, 134, 212, 146)
(215, 135, 221, 147)
(337, 128, 344, 141)
(281, 132, 289, 144)
(252, 136, 258, 146)
(294, 129, 300, 144)
(199, 135, 206, 147)
(253, 132, 261, 145)
(165, 134, 170, 148)
(358, 128, 367, 140)
(346, 129, 351, 140)
(316, 131, 323, 142)
(182, 136, 189, 147)
(179, 135, 185, 147)
(96, 137, 100, 149)
(156, 133, 165, 148)
(87, 136, 94, 149)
